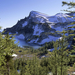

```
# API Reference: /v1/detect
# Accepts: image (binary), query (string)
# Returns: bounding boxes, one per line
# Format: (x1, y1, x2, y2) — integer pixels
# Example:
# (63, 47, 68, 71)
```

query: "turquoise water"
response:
(14, 37, 41, 49)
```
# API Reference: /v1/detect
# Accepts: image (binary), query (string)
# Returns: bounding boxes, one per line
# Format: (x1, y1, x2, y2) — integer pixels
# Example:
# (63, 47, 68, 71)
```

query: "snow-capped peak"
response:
(48, 13, 74, 23)
(29, 11, 74, 24)
(30, 11, 49, 17)
(29, 11, 50, 23)
(55, 13, 69, 17)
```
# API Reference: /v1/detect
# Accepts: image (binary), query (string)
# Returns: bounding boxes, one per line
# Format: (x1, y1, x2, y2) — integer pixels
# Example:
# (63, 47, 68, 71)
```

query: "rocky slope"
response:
(4, 11, 75, 45)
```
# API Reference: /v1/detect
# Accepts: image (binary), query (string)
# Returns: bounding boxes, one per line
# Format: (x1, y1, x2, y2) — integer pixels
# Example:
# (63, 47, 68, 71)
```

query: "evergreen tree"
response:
(62, 1, 75, 48)
(0, 30, 18, 75)
(62, 0, 75, 66)
(24, 58, 31, 75)
(50, 40, 59, 75)
(57, 30, 70, 75)
(48, 30, 70, 75)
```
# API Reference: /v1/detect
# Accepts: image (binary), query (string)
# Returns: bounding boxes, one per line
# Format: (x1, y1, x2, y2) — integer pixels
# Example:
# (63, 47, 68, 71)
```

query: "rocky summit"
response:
(4, 11, 75, 45)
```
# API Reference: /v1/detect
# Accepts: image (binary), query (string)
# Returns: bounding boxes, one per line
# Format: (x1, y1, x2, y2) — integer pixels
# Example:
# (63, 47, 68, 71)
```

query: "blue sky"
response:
(0, 0, 73, 29)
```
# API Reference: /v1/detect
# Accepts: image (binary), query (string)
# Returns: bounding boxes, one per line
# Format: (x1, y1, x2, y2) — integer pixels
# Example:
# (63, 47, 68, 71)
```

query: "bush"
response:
(34, 35, 39, 38)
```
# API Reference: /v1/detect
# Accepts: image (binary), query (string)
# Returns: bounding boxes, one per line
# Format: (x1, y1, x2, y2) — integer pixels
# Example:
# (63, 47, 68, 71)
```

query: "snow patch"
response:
(30, 11, 50, 23)
(48, 13, 74, 23)
(22, 21, 28, 27)
(47, 48, 54, 52)
(12, 54, 17, 57)
(30, 11, 49, 18)
(72, 72, 75, 74)
(55, 13, 69, 17)
(39, 35, 60, 44)
(51, 26, 64, 32)
(58, 37, 62, 40)
(30, 11, 74, 24)
(33, 24, 44, 35)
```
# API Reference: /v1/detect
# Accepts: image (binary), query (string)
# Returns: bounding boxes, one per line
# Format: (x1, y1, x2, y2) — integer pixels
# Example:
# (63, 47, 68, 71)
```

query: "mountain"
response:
(4, 11, 75, 46)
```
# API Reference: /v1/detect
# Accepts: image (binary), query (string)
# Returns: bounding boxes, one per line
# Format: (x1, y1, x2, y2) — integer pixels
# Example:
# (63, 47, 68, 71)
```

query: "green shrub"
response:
(35, 35, 39, 38)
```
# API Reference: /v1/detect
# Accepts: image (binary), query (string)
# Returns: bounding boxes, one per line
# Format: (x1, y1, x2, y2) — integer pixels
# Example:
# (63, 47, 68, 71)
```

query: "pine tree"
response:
(62, 0, 75, 66)
(30, 56, 39, 75)
(0, 30, 18, 75)
(62, 1, 75, 48)
(48, 30, 71, 75)
(50, 40, 59, 75)
(58, 30, 69, 75)
(24, 58, 31, 75)
(49, 2, 75, 74)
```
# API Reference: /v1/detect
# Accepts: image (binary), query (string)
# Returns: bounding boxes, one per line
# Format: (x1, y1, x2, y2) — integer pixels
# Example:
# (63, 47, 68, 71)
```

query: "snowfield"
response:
(51, 25, 65, 32)
(30, 11, 49, 18)
(48, 13, 74, 23)
(33, 24, 44, 35)
(38, 35, 60, 45)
